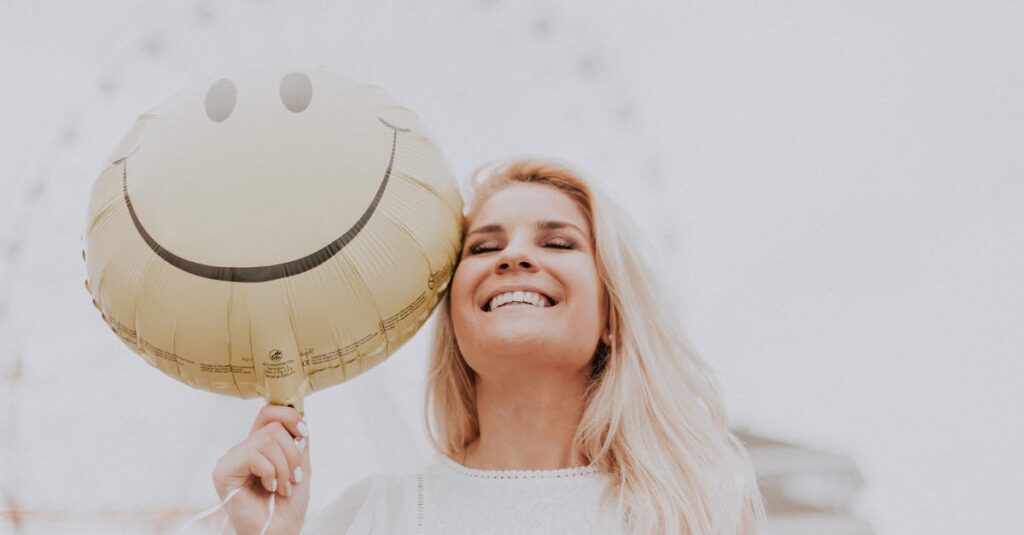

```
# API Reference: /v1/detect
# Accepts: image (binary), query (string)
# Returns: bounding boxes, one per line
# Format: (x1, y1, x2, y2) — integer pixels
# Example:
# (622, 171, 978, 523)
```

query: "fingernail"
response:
(271, 479, 278, 493)
(297, 420, 309, 438)
(294, 466, 304, 484)
(285, 481, 293, 497)
(296, 437, 306, 453)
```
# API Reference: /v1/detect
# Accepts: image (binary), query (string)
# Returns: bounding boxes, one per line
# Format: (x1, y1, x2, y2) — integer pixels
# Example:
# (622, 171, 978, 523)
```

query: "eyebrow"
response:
(466, 220, 587, 237)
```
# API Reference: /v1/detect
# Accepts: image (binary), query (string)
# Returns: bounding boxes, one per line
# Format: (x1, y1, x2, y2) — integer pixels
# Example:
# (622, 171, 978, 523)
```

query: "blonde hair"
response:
(424, 158, 766, 534)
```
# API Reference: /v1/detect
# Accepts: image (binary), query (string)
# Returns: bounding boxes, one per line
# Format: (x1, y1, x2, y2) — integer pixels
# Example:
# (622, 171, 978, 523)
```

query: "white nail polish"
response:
(297, 420, 309, 438)
(271, 479, 278, 493)
(294, 466, 304, 484)
(296, 437, 306, 453)
(285, 481, 293, 497)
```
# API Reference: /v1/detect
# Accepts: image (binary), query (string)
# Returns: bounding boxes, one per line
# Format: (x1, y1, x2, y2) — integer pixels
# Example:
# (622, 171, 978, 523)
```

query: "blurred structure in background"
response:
(739, 430, 873, 535)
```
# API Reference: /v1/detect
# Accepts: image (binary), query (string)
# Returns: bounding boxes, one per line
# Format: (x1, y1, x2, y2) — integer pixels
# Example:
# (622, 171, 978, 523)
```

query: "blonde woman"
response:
(213, 159, 766, 534)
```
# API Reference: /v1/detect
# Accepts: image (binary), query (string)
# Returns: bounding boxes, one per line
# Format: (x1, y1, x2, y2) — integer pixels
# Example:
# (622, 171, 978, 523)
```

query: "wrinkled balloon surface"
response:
(84, 69, 463, 410)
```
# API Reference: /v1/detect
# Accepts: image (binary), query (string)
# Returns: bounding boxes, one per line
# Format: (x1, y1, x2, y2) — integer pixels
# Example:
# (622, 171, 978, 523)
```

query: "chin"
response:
(479, 326, 555, 352)
(472, 332, 595, 372)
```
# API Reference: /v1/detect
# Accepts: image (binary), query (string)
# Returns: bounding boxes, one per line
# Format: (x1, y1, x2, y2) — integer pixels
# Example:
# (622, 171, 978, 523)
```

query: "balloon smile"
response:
(117, 117, 409, 283)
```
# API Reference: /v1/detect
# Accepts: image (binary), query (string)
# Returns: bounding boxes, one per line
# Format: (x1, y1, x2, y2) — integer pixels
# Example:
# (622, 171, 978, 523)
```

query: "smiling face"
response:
(110, 70, 428, 278)
(450, 183, 607, 380)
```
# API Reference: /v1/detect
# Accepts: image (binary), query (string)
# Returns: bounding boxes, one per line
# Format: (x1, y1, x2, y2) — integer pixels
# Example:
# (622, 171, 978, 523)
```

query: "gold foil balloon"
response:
(83, 69, 462, 411)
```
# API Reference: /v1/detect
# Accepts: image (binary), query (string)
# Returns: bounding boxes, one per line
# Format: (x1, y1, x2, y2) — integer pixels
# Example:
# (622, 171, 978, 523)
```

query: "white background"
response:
(1, 1, 1021, 533)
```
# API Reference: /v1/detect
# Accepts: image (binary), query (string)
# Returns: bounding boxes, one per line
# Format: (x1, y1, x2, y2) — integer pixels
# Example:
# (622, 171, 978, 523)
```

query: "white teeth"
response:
(487, 291, 549, 311)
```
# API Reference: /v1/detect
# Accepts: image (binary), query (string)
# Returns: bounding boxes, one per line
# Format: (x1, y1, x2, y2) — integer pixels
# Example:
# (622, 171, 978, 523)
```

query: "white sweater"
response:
(305, 454, 614, 534)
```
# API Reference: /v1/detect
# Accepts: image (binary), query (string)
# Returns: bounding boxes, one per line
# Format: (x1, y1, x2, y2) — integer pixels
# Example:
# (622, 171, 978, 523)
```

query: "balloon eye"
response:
(205, 79, 237, 122)
(280, 72, 313, 113)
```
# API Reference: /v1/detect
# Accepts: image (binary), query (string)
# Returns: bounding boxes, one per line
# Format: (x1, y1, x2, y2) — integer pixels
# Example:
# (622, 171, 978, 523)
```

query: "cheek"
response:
(449, 261, 479, 324)
(574, 264, 606, 329)
(570, 261, 603, 303)
(450, 262, 472, 303)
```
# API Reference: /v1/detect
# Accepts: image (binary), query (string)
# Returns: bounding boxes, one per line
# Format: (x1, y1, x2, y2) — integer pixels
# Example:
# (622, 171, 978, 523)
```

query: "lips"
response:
(480, 286, 558, 312)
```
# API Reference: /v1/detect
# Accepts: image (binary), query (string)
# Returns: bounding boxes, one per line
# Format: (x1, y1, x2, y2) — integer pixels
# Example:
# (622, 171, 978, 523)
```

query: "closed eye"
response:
(466, 239, 575, 256)
(467, 243, 501, 255)
(544, 238, 575, 250)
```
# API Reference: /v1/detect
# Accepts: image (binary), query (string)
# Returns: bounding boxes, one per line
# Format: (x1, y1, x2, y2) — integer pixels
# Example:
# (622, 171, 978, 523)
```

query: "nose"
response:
(495, 248, 538, 274)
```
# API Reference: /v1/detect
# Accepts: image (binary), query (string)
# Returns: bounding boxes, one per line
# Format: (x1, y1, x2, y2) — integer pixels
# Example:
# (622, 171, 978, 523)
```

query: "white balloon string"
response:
(174, 486, 243, 534)
(258, 492, 276, 535)
(173, 484, 276, 534)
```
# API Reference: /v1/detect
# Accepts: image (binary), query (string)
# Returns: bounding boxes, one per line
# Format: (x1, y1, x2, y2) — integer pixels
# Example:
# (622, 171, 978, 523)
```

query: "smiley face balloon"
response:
(83, 69, 462, 411)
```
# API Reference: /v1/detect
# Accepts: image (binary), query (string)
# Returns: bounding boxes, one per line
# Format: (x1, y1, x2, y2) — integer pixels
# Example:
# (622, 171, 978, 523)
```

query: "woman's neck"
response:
(461, 371, 590, 471)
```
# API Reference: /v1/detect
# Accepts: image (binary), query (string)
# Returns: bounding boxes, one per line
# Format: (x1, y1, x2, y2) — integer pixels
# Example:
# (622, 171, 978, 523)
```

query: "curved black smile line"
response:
(118, 117, 411, 282)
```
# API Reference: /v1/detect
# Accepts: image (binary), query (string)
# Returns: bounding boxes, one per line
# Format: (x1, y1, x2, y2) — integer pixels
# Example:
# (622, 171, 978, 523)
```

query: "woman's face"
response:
(451, 183, 606, 380)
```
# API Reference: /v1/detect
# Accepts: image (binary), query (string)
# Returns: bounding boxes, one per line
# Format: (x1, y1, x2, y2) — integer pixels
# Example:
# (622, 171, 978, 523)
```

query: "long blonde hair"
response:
(424, 159, 765, 534)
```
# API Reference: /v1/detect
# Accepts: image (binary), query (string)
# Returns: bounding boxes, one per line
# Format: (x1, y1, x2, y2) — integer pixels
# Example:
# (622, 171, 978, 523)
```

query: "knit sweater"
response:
(305, 454, 614, 534)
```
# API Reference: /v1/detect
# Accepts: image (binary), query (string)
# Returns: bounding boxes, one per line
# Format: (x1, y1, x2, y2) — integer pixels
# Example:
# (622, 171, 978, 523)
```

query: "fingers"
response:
(255, 431, 293, 497)
(252, 404, 308, 493)
(249, 453, 279, 494)
(218, 432, 308, 496)
(249, 404, 308, 440)
(214, 445, 279, 494)
(255, 420, 306, 491)
(211, 404, 310, 500)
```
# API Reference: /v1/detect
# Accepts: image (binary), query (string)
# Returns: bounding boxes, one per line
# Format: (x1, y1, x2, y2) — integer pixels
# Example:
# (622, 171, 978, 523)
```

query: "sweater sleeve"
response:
(304, 473, 416, 534)
(303, 476, 378, 535)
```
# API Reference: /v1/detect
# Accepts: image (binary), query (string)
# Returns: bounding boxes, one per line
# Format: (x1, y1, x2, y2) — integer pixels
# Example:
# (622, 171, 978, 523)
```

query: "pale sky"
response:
(1, 1, 1022, 534)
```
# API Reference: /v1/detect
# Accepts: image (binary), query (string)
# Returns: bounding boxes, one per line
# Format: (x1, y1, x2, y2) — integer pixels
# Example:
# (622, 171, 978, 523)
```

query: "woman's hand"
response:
(212, 405, 311, 535)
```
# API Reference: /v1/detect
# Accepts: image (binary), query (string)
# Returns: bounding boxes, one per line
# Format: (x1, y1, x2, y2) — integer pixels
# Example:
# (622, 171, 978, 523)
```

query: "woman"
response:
(213, 159, 766, 534)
